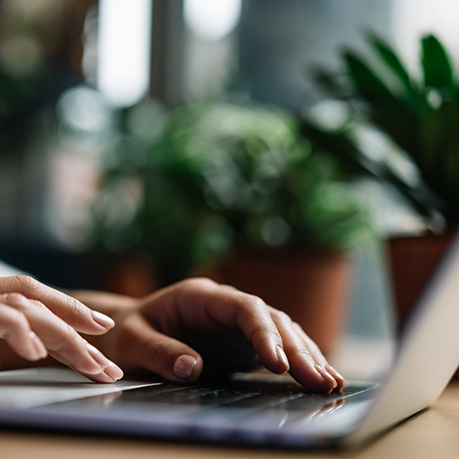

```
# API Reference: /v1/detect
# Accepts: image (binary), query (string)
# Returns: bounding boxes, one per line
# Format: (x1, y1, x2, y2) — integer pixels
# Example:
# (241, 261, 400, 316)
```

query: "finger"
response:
(0, 293, 122, 382)
(174, 280, 289, 375)
(0, 276, 115, 335)
(120, 313, 203, 383)
(292, 322, 346, 391)
(0, 303, 47, 361)
(288, 320, 346, 391)
(269, 309, 337, 393)
(76, 344, 124, 384)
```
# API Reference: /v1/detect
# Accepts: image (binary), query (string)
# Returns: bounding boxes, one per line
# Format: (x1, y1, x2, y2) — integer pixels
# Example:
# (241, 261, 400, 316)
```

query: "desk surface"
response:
(1, 380, 458, 459)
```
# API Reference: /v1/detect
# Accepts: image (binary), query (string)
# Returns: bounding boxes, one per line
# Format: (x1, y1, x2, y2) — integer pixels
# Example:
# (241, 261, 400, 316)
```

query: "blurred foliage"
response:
(0, 0, 85, 161)
(92, 103, 369, 284)
(0, 67, 79, 159)
(300, 33, 459, 229)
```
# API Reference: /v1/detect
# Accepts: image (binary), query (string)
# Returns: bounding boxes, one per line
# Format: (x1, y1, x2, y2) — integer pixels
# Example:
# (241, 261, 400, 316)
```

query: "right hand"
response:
(81, 278, 345, 392)
(0, 275, 123, 383)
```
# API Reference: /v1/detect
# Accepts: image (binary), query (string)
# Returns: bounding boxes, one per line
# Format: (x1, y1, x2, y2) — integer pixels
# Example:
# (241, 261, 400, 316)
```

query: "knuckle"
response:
(220, 283, 237, 291)
(175, 278, 218, 301)
(62, 321, 80, 339)
(293, 321, 311, 340)
(142, 340, 171, 365)
(295, 345, 314, 361)
(30, 300, 46, 310)
(52, 324, 82, 353)
(293, 320, 314, 339)
(293, 321, 303, 331)
(5, 308, 29, 332)
(196, 277, 217, 286)
(234, 294, 277, 332)
(3, 292, 27, 305)
(271, 309, 292, 324)
(58, 297, 89, 323)
(303, 335, 322, 355)
(251, 325, 280, 345)
(182, 277, 217, 290)
(63, 300, 80, 318)
(241, 294, 266, 312)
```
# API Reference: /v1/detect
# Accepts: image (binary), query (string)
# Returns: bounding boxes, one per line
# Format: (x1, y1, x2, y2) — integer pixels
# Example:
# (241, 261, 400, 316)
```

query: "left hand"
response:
(0, 275, 123, 383)
(77, 278, 345, 393)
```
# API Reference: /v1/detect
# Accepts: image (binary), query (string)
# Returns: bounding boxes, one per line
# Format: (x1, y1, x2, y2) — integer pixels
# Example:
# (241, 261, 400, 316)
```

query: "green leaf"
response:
(343, 51, 395, 104)
(299, 119, 368, 177)
(422, 35, 455, 90)
(418, 101, 459, 216)
(367, 32, 414, 96)
(343, 51, 418, 155)
(300, 118, 435, 219)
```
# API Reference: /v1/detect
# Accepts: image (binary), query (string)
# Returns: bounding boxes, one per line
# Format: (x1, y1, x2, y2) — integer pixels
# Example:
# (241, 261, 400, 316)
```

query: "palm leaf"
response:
(418, 101, 459, 217)
(422, 35, 455, 91)
(343, 51, 396, 104)
(299, 117, 436, 219)
(343, 51, 419, 155)
(367, 32, 414, 97)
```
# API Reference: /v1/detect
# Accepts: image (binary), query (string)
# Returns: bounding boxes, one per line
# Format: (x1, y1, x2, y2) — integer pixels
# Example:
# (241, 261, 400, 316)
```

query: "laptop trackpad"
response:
(0, 367, 159, 409)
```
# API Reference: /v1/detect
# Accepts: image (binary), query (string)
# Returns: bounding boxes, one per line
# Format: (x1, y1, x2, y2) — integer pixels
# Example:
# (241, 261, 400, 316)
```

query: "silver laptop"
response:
(1, 231, 459, 449)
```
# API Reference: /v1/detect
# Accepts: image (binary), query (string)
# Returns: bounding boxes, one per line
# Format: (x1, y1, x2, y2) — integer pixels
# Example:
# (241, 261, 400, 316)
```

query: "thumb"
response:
(123, 314, 203, 383)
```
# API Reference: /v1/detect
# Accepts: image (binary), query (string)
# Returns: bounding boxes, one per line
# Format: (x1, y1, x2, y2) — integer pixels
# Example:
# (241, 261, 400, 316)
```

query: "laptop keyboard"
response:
(36, 378, 376, 440)
(96, 379, 373, 414)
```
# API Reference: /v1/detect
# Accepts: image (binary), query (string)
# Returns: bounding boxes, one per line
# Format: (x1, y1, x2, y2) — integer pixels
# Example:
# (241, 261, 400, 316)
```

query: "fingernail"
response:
(87, 343, 110, 369)
(29, 331, 48, 359)
(315, 365, 337, 391)
(104, 361, 124, 381)
(276, 346, 290, 372)
(173, 355, 197, 379)
(92, 371, 117, 384)
(313, 366, 327, 382)
(326, 364, 346, 388)
(91, 311, 115, 329)
(87, 343, 124, 381)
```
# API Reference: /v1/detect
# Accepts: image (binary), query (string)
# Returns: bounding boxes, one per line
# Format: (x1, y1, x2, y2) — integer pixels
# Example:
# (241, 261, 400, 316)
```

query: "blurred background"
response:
(1, 0, 457, 378)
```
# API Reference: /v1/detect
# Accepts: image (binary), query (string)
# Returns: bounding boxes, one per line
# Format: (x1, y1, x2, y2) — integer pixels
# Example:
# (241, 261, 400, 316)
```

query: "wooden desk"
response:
(1, 381, 458, 459)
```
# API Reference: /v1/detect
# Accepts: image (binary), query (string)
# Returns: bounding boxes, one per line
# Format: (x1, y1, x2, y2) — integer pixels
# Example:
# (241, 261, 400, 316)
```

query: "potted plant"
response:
(299, 33, 459, 323)
(91, 102, 369, 354)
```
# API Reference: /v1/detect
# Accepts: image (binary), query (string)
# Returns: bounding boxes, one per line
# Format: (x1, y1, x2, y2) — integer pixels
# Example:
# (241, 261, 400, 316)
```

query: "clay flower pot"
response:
(199, 250, 353, 356)
(387, 232, 454, 326)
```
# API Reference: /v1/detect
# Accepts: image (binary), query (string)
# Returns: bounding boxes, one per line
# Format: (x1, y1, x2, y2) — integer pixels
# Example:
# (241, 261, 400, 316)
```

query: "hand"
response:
(0, 276, 123, 383)
(79, 278, 345, 393)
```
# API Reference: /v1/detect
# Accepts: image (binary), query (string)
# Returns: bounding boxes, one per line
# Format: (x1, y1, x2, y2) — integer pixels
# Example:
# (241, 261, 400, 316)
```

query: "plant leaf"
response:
(422, 35, 455, 90)
(300, 117, 436, 219)
(299, 118, 368, 176)
(367, 32, 414, 96)
(343, 51, 396, 104)
(418, 101, 459, 218)
(343, 51, 419, 155)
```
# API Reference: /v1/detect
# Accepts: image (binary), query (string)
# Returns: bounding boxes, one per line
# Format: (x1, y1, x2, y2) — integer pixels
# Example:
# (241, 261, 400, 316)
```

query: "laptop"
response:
(0, 231, 459, 449)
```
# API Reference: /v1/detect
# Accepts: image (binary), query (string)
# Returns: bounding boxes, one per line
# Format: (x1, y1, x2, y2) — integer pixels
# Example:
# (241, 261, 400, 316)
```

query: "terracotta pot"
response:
(198, 250, 353, 356)
(387, 232, 454, 326)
